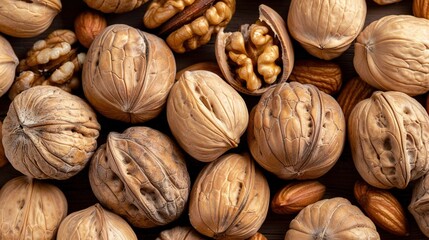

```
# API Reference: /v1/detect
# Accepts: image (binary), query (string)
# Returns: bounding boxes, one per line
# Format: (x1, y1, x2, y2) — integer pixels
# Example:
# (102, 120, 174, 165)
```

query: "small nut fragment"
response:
(158, 226, 206, 240)
(354, 180, 409, 236)
(373, 0, 402, 4)
(84, 0, 147, 13)
(74, 11, 107, 48)
(247, 232, 267, 240)
(413, 0, 429, 19)
(271, 181, 326, 215)
(289, 59, 342, 95)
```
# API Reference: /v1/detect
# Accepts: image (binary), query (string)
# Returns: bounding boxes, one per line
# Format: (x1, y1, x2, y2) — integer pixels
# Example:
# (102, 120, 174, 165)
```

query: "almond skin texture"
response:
(413, 0, 429, 19)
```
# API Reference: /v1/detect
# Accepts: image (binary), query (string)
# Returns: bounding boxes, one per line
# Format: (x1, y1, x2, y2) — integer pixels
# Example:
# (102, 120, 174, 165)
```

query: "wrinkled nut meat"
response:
(0, 0, 61, 38)
(57, 203, 137, 240)
(373, 0, 402, 4)
(189, 153, 270, 239)
(354, 15, 429, 96)
(0, 176, 67, 240)
(84, 0, 146, 13)
(287, 0, 366, 60)
(413, 0, 429, 19)
(167, 70, 248, 162)
(409, 173, 429, 237)
(9, 29, 85, 100)
(89, 126, 191, 228)
(285, 197, 380, 239)
(215, 4, 294, 95)
(83, 24, 176, 123)
(348, 91, 429, 189)
(248, 82, 346, 180)
(2, 86, 101, 180)
(0, 35, 18, 97)
(157, 226, 206, 240)
(144, 0, 236, 53)
(74, 11, 107, 48)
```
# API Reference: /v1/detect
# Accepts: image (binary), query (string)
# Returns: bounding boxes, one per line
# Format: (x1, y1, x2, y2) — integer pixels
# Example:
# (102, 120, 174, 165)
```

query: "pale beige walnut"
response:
(2, 86, 100, 180)
(409, 173, 429, 237)
(157, 226, 206, 240)
(373, 0, 402, 4)
(287, 0, 366, 60)
(144, 0, 235, 53)
(167, 70, 248, 162)
(348, 91, 429, 189)
(84, 0, 146, 13)
(248, 82, 346, 180)
(89, 126, 190, 228)
(0, 176, 67, 240)
(189, 153, 270, 239)
(414, 0, 429, 19)
(74, 11, 107, 48)
(0, 0, 61, 38)
(57, 203, 137, 240)
(285, 197, 380, 239)
(9, 29, 85, 100)
(83, 24, 176, 123)
(354, 15, 429, 96)
(215, 4, 294, 95)
(0, 35, 18, 97)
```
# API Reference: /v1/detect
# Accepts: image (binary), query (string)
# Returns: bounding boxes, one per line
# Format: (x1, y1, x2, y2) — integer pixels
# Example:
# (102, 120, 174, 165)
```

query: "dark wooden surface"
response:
(0, 0, 424, 239)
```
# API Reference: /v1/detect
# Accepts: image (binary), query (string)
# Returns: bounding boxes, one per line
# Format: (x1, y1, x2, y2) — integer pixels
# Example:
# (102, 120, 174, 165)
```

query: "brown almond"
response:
(413, 0, 429, 19)
(247, 232, 267, 240)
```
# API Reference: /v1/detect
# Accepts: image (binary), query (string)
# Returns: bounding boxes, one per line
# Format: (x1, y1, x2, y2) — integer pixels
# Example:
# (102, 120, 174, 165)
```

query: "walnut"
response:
(373, 0, 402, 4)
(409, 173, 429, 237)
(158, 226, 206, 240)
(84, 0, 147, 13)
(287, 0, 366, 60)
(248, 82, 346, 180)
(189, 153, 270, 239)
(74, 11, 107, 48)
(143, 0, 236, 53)
(0, 121, 8, 168)
(2, 86, 100, 180)
(82, 24, 176, 123)
(0, 34, 18, 97)
(0, 176, 67, 239)
(9, 29, 85, 100)
(0, 0, 61, 38)
(89, 126, 190, 228)
(167, 70, 248, 162)
(349, 91, 429, 189)
(215, 4, 294, 95)
(57, 203, 137, 240)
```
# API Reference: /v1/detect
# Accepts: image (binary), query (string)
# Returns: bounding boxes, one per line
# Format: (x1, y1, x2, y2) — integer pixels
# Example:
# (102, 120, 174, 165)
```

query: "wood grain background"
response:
(0, 0, 423, 239)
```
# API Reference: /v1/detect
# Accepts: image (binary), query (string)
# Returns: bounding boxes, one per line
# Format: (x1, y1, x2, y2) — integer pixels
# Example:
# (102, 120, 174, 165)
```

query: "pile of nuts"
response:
(2, 0, 429, 239)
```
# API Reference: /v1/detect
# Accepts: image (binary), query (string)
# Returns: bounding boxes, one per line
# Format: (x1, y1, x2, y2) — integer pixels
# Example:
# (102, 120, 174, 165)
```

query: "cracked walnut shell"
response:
(84, 0, 146, 13)
(2, 86, 101, 180)
(348, 91, 429, 189)
(409, 173, 429, 237)
(89, 126, 191, 228)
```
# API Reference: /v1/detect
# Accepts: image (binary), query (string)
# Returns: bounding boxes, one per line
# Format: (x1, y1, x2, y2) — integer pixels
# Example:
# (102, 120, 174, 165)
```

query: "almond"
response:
(247, 232, 267, 240)
(413, 0, 429, 19)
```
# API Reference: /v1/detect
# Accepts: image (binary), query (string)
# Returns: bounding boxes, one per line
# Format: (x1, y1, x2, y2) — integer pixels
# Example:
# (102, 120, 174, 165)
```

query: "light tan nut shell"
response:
(248, 82, 346, 180)
(285, 197, 380, 239)
(0, 35, 17, 97)
(348, 91, 429, 189)
(74, 11, 107, 48)
(157, 226, 206, 240)
(0, 0, 61, 38)
(373, 0, 402, 4)
(166, 70, 248, 162)
(82, 24, 176, 123)
(0, 176, 67, 240)
(189, 153, 270, 239)
(413, 0, 429, 19)
(84, 0, 146, 13)
(2, 86, 100, 180)
(89, 126, 191, 228)
(287, 0, 366, 60)
(409, 173, 429, 237)
(57, 203, 137, 240)
(176, 62, 222, 81)
(354, 15, 429, 96)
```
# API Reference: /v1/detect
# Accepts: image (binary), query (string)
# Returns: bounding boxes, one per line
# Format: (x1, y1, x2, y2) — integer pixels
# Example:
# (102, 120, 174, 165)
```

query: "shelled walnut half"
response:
(215, 4, 294, 95)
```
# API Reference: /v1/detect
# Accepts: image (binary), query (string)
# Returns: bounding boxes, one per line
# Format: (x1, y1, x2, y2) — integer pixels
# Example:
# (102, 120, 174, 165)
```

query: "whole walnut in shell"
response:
(349, 91, 429, 189)
(83, 24, 176, 123)
(167, 70, 248, 162)
(89, 126, 190, 228)
(0, 176, 67, 240)
(285, 197, 380, 239)
(248, 82, 346, 180)
(57, 203, 137, 240)
(409, 173, 429, 237)
(287, 0, 367, 60)
(0, 35, 18, 97)
(354, 15, 429, 96)
(189, 153, 270, 239)
(0, 0, 61, 38)
(84, 0, 146, 13)
(2, 86, 100, 180)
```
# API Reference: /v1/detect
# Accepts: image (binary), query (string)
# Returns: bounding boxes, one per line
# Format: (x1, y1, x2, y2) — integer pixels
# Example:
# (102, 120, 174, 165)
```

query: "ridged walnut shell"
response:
(82, 24, 176, 123)
(409, 173, 429, 237)
(285, 197, 380, 239)
(189, 153, 270, 239)
(57, 203, 137, 240)
(2, 86, 100, 180)
(354, 15, 429, 96)
(84, 0, 146, 13)
(287, 0, 366, 60)
(0, 176, 67, 240)
(349, 91, 429, 189)
(89, 126, 190, 228)
(0, 35, 18, 97)
(248, 82, 346, 180)
(0, 0, 61, 38)
(157, 226, 205, 240)
(167, 70, 248, 162)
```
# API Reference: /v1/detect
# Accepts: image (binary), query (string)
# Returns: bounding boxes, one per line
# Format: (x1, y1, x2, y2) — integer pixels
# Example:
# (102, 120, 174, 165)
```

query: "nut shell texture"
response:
(2, 86, 100, 180)
(0, 35, 18, 97)
(157, 226, 206, 240)
(84, 0, 146, 13)
(409, 173, 429, 237)
(83, 24, 176, 123)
